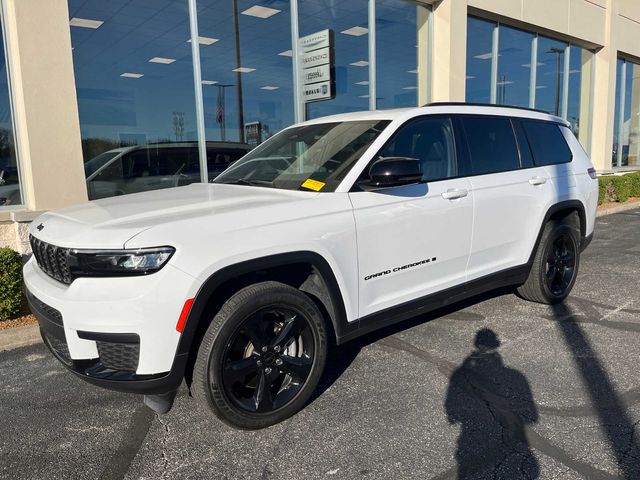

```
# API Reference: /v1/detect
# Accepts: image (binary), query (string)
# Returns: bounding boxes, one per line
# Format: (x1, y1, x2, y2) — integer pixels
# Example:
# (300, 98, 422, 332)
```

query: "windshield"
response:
(84, 150, 122, 177)
(213, 120, 390, 192)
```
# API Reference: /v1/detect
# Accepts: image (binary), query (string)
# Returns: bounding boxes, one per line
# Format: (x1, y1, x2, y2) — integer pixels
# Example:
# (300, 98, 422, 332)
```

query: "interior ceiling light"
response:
(474, 52, 493, 60)
(341, 26, 368, 36)
(69, 17, 104, 29)
(358, 95, 369, 98)
(278, 50, 293, 57)
(466, 76, 476, 80)
(260, 86, 279, 90)
(241, 5, 281, 19)
(149, 57, 176, 64)
(350, 60, 368, 67)
(521, 62, 544, 68)
(408, 69, 418, 74)
(120, 73, 144, 79)
(201, 80, 218, 85)
(233, 67, 256, 73)
(187, 36, 219, 45)
(403, 86, 417, 90)
(355, 81, 369, 85)
(496, 80, 514, 86)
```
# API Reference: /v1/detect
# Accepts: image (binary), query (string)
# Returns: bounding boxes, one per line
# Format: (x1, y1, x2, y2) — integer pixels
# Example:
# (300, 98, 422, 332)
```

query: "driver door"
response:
(348, 116, 473, 318)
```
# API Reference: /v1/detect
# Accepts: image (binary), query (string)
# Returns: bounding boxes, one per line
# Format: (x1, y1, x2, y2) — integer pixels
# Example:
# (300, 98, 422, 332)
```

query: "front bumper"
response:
(24, 257, 197, 395)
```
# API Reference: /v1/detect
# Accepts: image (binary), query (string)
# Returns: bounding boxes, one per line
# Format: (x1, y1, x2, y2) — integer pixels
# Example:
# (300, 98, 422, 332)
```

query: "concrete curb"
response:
(0, 324, 41, 352)
(597, 200, 640, 217)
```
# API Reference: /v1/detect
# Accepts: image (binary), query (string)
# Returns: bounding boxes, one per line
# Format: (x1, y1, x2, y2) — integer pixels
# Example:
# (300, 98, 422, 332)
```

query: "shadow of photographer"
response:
(445, 328, 539, 479)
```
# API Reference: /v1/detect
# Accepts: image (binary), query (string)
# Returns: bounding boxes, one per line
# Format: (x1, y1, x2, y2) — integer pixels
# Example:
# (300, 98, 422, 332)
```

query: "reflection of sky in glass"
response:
(496, 26, 533, 108)
(69, 0, 198, 152)
(376, 0, 419, 109)
(466, 17, 493, 104)
(198, 0, 294, 142)
(535, 36, 567, 116)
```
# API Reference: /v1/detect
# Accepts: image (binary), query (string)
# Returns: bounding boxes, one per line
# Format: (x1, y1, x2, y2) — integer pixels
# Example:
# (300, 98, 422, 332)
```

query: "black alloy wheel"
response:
(517, 214, 581, 304)
(192, 281, 327, 429)
(545, 233, 577, 297)
(220, 307, 314, 413)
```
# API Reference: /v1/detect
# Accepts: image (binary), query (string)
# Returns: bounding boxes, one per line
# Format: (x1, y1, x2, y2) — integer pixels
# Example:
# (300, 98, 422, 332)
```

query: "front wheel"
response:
(517, 215, 581, 304)
(192, 281, 327, 429)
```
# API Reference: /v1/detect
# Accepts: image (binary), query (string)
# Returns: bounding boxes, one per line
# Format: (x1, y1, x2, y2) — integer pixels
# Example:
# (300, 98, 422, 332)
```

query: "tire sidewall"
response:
(200, 283, 327, 429)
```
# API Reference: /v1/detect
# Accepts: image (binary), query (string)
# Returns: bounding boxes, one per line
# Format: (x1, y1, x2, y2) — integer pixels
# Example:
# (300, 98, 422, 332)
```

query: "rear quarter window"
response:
(521, 120, 572, 166)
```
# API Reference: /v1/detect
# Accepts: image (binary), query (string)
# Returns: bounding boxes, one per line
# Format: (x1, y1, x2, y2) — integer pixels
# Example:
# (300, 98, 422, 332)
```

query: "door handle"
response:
(441, 188, 468, 200)
(529, 176, 547, 186)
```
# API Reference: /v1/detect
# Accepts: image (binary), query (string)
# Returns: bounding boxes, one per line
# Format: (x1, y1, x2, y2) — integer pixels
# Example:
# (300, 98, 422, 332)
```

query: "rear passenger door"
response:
(460, 115, 553, 281)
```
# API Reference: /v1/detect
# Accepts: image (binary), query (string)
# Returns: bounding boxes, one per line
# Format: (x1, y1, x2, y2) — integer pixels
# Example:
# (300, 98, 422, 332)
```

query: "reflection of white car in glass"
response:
(85, 142, 251, 200)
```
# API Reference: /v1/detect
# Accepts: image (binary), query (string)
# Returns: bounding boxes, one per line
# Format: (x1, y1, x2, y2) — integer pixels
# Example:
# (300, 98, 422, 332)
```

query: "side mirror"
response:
(368, 156, 422, 187)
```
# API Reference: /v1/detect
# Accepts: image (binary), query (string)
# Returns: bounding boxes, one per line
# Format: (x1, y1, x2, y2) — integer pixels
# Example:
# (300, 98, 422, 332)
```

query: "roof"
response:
(298, 103, 569, 127)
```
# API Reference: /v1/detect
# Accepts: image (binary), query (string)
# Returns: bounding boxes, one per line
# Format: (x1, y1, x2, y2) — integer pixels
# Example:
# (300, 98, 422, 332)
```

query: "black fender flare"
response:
(174, 251, 352, 366)
(527, 199, 587, 267)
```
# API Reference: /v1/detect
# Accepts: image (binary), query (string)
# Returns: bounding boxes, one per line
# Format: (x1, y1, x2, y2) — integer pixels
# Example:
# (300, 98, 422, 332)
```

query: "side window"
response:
(522, 120, 572, 166)
(156, 148, 190, 176)
(93, 157, 124, 182)
(461, 116, 520, 175)
(378, 117, 457, 182)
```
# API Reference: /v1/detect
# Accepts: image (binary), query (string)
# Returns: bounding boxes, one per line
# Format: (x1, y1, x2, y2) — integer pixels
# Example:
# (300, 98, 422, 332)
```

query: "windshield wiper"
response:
(218, 178, 275, 188)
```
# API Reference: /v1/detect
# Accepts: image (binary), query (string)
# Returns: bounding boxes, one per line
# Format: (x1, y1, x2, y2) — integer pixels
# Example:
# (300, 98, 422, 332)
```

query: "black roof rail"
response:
(422, 102, 552, 115)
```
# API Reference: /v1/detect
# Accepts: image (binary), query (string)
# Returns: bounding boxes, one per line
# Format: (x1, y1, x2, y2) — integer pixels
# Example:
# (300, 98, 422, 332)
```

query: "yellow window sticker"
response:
(301, 178, 326, 191)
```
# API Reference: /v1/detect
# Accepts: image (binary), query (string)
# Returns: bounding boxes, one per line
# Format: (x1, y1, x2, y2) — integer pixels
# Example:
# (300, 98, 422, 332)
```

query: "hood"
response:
(29, 183, 319, 249)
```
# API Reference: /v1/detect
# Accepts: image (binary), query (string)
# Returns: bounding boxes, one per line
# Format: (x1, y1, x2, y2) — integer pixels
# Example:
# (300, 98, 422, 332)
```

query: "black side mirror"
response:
(368, 156, 422, 187)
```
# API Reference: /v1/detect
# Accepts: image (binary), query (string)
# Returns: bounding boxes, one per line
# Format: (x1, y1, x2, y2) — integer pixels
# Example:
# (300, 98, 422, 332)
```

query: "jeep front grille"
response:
(29, 235, 73, 284)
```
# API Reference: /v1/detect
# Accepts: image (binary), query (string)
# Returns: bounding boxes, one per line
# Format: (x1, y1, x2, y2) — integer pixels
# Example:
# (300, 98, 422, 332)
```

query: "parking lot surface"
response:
(2, 210, 640, 480)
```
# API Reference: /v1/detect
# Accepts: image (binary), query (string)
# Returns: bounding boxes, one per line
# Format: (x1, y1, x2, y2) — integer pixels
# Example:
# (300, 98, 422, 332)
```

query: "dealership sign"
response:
(299, 29, 335, 103)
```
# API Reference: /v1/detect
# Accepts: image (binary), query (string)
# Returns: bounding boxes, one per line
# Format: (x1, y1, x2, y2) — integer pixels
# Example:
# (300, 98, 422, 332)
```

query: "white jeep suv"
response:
(24, 104, 598, 428)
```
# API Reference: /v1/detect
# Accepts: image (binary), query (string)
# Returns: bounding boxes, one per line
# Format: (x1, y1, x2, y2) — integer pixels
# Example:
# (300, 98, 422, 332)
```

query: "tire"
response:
(517, 214, 581, 304)
(192, 281, 327, 429)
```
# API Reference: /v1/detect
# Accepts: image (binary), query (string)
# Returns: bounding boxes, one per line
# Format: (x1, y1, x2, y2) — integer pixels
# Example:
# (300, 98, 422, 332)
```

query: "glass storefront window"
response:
(496, 26, 534, 108)
(299, 0, 369, 119)
(535, 36, 568, 116)
(0, 14, 20, 207)
(466, 17, 494, 104)
(197, 0, 294, 146)
(612, 58, 640, 168)
(69, 0, 200, 199)
(375, 0, 424, 109)
(465, 16, 593, 154)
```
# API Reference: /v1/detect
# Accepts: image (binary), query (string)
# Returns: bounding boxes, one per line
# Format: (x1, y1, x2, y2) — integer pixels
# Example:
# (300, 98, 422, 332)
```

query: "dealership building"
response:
(0, 0, 638, 253)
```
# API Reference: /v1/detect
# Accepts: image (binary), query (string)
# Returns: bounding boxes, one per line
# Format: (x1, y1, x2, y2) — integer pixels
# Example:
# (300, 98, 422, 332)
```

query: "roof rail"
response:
(423, 102, 552, 115)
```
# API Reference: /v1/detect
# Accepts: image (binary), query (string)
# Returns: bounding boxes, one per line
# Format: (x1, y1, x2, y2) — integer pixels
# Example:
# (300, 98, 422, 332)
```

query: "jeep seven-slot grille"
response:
(29, 235, 73, 284)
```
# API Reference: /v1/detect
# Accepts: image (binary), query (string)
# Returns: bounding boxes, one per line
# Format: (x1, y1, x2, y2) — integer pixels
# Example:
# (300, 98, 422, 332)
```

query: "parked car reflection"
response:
(85, 142, 250, 200)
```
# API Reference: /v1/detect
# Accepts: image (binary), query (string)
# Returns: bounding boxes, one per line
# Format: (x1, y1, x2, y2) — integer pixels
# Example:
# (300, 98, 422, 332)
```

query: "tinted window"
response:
(462, 117, 520, 175)
(522, 121, 572, 166)
(378, 117, 457, 182)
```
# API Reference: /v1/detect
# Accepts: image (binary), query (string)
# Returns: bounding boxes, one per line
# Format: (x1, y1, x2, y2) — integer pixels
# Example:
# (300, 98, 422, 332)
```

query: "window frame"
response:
(352, 114, 463, 190)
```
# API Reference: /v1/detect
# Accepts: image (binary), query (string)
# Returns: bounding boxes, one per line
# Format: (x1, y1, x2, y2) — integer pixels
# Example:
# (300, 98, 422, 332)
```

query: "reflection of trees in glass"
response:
(172, 112, 185, 142)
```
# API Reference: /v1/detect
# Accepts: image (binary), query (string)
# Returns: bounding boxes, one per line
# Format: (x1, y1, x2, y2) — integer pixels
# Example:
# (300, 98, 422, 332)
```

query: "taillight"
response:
(587, 167, 597, 179)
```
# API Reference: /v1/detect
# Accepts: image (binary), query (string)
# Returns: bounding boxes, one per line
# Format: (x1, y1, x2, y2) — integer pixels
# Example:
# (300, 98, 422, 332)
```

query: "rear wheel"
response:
(192, 281, 327, 429)
(517, 215, 581, 304)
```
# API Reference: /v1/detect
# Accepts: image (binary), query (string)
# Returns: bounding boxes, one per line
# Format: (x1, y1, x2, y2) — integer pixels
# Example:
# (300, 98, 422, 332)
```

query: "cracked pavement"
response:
(1, 209, 640, 479)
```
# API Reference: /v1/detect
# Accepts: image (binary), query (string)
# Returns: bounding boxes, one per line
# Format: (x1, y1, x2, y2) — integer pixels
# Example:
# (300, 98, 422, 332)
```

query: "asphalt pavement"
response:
(2, 209, 640, 480)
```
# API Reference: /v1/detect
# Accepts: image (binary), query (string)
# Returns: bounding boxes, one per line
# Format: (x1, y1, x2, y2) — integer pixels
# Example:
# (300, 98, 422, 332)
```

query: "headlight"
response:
(67, 247, 175, 277)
